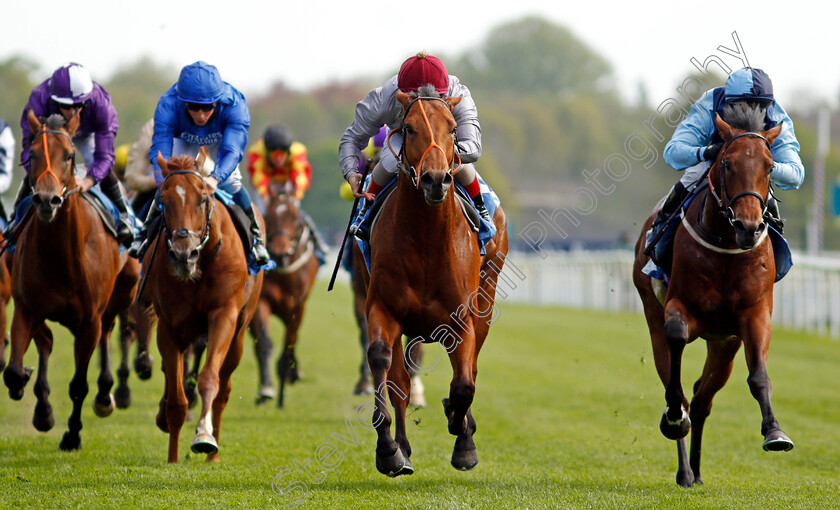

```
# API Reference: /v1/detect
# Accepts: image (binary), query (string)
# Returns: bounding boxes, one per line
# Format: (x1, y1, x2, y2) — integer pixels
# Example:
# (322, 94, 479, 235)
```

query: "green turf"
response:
(1, 280, 839, 509)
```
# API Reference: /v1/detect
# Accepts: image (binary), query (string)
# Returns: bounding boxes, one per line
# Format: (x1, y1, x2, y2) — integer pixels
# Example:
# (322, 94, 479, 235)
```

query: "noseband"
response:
(707, 131, 772, 226)
(161, 169, 216, 254)
(32, 128, 79, 204)
(387, 96, 461, 187)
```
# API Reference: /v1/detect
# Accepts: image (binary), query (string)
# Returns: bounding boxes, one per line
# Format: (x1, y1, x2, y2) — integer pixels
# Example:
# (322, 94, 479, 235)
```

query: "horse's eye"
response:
(66, 152, 74, 161)
(404, 124, 415, 136)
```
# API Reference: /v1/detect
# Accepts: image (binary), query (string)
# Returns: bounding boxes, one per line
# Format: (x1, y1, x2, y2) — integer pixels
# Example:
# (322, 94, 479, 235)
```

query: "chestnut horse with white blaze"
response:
(358, 86, 508, 476)
(143, 149, 263, 463)
(633, 104, 794, 487)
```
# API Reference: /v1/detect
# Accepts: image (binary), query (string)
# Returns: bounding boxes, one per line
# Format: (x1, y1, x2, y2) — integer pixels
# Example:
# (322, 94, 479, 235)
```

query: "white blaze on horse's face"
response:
(175, 185, 187, 207)
(274, 203, 288, 216)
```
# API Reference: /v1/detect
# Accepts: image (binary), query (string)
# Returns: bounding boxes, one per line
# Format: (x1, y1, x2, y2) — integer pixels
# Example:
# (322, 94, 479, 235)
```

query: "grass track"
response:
(1, 280, 839, 509)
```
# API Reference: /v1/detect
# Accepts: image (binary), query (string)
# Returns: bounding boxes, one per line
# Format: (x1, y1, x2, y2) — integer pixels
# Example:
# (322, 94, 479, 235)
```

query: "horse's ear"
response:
(196, 146, 208, 174)
(26, 108, 42, 133)
(764, 121, 783, 146)
(65, 110, 80, 136)
(157, 151, 169, 176)
(397, 91, 412, 110)
(444, 96, 462, 111)
(714, 114, 733, 140)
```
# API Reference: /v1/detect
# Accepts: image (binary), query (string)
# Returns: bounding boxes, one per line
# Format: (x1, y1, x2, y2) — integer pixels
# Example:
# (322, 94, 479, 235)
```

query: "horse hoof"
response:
(259, 386, 276, 399)
(135, 353, 153, 380)
(376, 449, 414, 477)
(93, 394, 116, 417)
(4, 366, 33, 400)
(353, 378, 374, 396)
(59, 431, 81, 451)
(32, 402, 55, 432)
(156, 411, 169, 433)
(763, 430, 794, 452)
(659, 407, 691, 440)
(191, 433, 219, 455)
(115, 385, 131, 409)
(451, 448, 479, 471)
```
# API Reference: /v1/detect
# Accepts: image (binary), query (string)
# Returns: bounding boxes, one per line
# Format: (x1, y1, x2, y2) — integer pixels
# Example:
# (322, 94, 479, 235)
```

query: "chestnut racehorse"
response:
(249, 186, 318, 408)
(633, 104, 794, 487)
(3, 111, 140, 450)
(143, 150, 263, 463)
(358, 86, 508, 476)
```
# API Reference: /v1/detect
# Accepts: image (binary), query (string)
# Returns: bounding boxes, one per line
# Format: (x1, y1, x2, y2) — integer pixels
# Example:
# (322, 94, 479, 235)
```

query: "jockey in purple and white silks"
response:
(647, 67, 804, 260)
(0, 118, 14, 222)
(338, 52, 490, 222)
(11, 63, 134, 244)
(129, 61, 269, 265)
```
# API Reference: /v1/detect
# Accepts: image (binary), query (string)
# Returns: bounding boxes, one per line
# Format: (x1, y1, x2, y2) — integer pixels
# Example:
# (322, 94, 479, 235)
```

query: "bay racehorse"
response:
(3, 111, 140, 450)
(143, 150, 263, 463)
(633, 104, 793, 487)
(113, 298, 155, 408)
(0, 244, 10, 373)
(249, 184, 318, 408)
(358, 86, 508, 476)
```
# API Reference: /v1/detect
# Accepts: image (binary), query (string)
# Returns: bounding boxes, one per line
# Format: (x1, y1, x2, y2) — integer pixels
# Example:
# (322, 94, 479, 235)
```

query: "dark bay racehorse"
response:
(0, 246, 10, 373)
(633, 104, 793, 487)
(3, 111, 139, 450)
(144, 150, 263, 463)
(250, 185, 318, 408)
(358, 87, 508, 476)
(113, 298, 154, 408)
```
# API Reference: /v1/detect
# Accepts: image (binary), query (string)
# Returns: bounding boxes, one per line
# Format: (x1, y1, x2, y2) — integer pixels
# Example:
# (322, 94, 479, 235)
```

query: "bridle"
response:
(707, 131, 773, 227)
(265, 194, 311, 270)
(387, 96, 461, 187)
(161, 169, 217, 256)
(31, 128, 80, 204)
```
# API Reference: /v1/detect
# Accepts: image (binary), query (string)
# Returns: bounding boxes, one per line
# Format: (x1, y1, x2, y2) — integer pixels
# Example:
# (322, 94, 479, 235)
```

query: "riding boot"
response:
(765, 197, 785, 234)
(644, 181, 689, 257)
(472, 190, 491, 222)
(100, 173, 135, 246)
(244, 204, 270, 266)
(128, 197, 160, 259)
(300, 210, 329, 254)
(2, 178, 32, 237)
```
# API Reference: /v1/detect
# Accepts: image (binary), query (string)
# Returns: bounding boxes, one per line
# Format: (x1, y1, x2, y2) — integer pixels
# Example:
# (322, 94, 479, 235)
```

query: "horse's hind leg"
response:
(276, 303, 305, 408)
(157, 322, 188, 463)
(32, 325, 55, 432)
(352, 272, 373, 396)
(132, 303, 154, 380)
(115, 310, 135, 409)
(686, 339, 742, 487)
(250, 300, 274, 405)
(367, 304, 411, 477)
(741, 310, 794, 452)
(405, 340, 425, 407)
(60, 321, 102, 451)
(92, 321, 117, 418)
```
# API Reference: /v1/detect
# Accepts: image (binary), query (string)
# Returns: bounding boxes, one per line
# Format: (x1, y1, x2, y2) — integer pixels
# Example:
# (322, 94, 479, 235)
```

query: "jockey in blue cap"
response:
(646, 67, 804, 261)
(129, 61, 269, 265)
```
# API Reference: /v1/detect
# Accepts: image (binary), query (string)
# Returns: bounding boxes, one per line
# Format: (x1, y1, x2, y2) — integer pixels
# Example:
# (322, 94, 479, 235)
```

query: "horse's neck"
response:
(200, 199, 224, 265)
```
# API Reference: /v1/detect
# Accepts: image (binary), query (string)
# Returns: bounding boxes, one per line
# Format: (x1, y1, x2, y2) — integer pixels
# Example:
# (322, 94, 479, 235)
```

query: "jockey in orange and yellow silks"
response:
(247, 125, 312, 201)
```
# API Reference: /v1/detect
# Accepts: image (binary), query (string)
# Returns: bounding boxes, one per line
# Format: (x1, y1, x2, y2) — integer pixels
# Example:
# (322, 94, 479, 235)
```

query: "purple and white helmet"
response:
(49, 63, 94, 104)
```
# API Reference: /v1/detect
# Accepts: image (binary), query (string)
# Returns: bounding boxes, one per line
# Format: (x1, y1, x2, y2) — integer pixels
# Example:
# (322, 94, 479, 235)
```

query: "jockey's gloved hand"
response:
(703, 142, 724, 162)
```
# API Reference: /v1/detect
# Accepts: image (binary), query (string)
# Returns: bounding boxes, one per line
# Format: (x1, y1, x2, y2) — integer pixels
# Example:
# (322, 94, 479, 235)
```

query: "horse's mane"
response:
(166, 154, 198, 171)
(45, 114, 67, 130)
(412, 85, 441, 99)
(721, 102, 767, 132)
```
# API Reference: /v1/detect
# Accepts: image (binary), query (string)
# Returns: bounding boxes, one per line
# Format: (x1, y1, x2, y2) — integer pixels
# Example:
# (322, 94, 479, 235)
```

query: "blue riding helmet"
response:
(176, 61, 224, 104)
(725, 68, 774, 104)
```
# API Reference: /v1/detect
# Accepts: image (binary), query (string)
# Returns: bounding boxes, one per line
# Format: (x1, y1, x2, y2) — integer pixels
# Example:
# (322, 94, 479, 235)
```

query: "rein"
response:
(161, 169, 218, 257)
(387, 96, 461, 187)
(707, 131, 771, 226)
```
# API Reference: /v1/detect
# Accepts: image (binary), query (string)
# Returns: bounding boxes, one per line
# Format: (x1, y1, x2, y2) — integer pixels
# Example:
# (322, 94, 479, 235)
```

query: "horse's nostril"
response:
(31, 195, 42, 206)
(188, 249, 199, 263)
(50, 196, 62, 207)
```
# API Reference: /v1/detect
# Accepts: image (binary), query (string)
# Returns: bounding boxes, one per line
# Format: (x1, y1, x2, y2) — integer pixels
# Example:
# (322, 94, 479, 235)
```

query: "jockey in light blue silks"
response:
(129, 61, 269, 265)
(646, 67, 804, 265)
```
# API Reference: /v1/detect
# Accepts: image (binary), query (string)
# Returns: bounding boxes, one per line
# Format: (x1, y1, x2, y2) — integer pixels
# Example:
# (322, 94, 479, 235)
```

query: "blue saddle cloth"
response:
(642, 183, 792, 283)
(352, 175, 500, 272)
(5, 187, 136, 255)
(213, 189, 276, 275)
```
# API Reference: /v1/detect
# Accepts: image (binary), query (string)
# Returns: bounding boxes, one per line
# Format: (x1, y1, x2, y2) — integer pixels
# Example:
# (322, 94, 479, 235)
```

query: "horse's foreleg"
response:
(405, 340, 425, 407)
(660, 300, 693, 441)
(60, 320, 102, 451)
(686, 339, 741, 487)
(132, 303, 154, 380)
(156, 322, 187, 463)
(367, 304, 410, 476)
(4, 308, 38, 400)
(445, 325, 479, 471)
(207, 327, 245, 462)
(387, 340, 412, 468)
(191, 309, 237, 457)
(276, 305, 304, 408)
(741, 310, 794, 452)
(353, 276, 373, 396)
(250, 299, 274, 404)
(31, 325, 55, 432)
